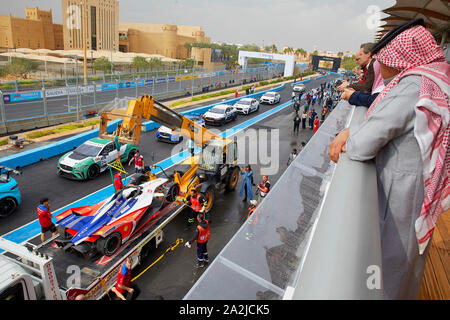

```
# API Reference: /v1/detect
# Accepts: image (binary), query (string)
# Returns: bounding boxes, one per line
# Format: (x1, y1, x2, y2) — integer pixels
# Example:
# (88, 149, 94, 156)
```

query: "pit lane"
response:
(1, 74, 338, 299)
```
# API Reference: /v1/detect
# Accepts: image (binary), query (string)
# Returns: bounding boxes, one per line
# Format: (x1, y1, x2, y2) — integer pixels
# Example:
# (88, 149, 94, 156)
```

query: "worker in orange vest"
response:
(185, 213, 210, 268)
(114, 171, 123, 192)
(184, 189, 207, 229)
(246, 200, 258, 240)
(314, 116, 320, 134)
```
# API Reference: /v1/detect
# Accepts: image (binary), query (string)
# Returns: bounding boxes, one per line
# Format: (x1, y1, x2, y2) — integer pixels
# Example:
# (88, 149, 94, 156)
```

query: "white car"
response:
(259, 92, 281, 105)
(203, 104, 237, 126)
(233, 98, 259, 115)
(293, 84, 306, 93)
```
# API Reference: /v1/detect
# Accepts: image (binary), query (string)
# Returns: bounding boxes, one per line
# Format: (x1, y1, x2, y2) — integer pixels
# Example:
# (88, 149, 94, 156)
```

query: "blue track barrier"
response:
(0, 119, 121, 169)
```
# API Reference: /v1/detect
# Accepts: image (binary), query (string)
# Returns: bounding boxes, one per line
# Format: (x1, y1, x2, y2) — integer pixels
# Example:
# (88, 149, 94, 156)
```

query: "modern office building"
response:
(62, 0, 119, 51)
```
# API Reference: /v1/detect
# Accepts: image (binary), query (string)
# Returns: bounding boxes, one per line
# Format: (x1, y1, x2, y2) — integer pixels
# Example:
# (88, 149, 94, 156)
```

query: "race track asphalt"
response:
(1, 74, 338, 300)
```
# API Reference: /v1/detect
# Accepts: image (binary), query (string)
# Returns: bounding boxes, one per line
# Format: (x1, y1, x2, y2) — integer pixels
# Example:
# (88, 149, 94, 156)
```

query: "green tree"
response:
(148, 57, 163, 70)
(93, 57, 113, 72)
(311, 50, 318, 56)
(337, 51, 344, 57)
(6, 58, 39, 78)
(131, 56, 150, 72)
(340, 54, 357, 70)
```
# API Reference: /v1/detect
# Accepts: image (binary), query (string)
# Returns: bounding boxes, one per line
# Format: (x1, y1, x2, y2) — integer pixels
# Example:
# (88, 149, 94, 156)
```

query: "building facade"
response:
(119, 23, 215, 67)
(62, 0, 119, 51)
(0, 7, 63, 50)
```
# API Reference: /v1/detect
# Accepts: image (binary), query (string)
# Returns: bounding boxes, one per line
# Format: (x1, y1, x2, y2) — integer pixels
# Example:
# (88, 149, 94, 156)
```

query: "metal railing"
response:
(0, 64, 284, 126)
(183, 101, 383, 300)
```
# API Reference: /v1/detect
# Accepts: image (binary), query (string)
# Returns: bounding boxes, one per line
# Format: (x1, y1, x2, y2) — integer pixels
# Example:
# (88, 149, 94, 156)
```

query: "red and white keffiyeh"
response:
(367, 25, 450, 254)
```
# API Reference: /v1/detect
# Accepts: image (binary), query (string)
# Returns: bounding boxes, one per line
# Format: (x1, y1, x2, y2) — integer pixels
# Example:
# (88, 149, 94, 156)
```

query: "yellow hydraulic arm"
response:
(99, 95, 230, 148)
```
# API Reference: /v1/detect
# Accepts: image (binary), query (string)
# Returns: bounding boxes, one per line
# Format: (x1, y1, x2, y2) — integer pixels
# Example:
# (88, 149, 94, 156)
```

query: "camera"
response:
(334, 80, 343, 87)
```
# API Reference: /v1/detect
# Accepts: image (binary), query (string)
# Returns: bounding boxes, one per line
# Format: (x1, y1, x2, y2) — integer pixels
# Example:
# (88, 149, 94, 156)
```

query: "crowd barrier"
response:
(0, 83, 285, 169)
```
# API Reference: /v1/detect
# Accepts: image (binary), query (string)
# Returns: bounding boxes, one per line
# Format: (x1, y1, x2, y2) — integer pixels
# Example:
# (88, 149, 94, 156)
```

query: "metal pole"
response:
(116, 79, 119, 98)
(42, 87, 47, 117)
(66, 84, 70, 112)
(166, 71, 169, 93)
(76, 55, 80, 122)
(152, 76, 155, 97)
(0, 91, 5, 122)
(93, 81, 96, 105)
(135, 79, 138, 98)
(82, 0, 88, 85)
(191, 58, 195, 98)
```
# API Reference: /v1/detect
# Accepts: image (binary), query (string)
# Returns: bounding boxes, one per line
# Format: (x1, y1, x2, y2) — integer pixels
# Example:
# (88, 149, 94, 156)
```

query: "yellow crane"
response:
(99, 95, 240, 213)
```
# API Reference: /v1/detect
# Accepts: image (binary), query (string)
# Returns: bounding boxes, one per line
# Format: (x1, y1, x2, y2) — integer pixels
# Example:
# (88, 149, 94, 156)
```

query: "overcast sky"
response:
(2, 0, 395, 52)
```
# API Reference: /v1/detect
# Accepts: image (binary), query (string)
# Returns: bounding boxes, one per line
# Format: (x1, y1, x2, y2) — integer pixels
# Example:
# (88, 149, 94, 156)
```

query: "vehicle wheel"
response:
(96, 232, 122, 256)
(57, 225, 72, 240)
(202, 187, 215, 214)
(225, 167, 240, 192)
(0, 197, 17, 218)
(164, 183, 180, 203)
(127, 149, 136, 163)
(86, 164, 100, 180)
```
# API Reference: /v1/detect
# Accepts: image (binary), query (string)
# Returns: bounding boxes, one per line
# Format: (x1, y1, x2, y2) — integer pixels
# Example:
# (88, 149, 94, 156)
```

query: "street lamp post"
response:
(191, 57, 196, 99)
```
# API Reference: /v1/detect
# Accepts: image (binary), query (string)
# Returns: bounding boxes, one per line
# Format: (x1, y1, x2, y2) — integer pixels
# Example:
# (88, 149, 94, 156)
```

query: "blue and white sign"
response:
(101, 83, 118, 91)
(168, 77, 175, 83)
(9, 91, 42, 103)
(156, 78, 167, 84)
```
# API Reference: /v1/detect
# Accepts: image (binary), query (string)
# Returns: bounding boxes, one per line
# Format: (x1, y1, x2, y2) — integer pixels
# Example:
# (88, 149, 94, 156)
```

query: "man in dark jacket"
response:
(338, 43, 375, 93)
(185, 213, 211, 268)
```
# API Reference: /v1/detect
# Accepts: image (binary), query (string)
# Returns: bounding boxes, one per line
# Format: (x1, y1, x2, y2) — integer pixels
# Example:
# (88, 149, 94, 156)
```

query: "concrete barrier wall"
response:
(0, 119, 121, 169)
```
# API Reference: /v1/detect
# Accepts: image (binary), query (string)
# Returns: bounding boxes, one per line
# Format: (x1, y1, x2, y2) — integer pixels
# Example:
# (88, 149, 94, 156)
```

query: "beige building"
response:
(118, 23, 215, 67)
(62, 0, 119, 51)
(0, 7, 63, 50)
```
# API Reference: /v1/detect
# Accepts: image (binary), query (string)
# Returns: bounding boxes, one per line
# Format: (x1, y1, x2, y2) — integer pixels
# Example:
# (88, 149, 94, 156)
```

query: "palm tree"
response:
(270, 44, 278, 53)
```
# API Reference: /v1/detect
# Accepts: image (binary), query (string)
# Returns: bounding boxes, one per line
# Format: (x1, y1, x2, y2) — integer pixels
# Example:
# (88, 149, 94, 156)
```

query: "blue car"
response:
(0, 166, 21, 218)
(156, 114, 205, 143)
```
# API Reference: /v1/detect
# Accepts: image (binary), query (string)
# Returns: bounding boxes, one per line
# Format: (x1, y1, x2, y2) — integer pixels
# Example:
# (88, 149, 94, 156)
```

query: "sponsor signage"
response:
(45, 86, 95, 98)
(8, 91, 42, 103)
(101, 83, 118, 91)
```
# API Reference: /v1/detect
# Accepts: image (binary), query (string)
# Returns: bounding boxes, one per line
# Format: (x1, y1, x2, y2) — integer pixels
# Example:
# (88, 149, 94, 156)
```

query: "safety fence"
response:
(0, 64, 284, 126)
(0, 81, 286, 169)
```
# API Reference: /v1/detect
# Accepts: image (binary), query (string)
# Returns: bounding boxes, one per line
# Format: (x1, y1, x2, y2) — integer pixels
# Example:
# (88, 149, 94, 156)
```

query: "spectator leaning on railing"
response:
(328, 19, 450, 299)
(338, 43, 376, 93)
(340, 46, 386, 107)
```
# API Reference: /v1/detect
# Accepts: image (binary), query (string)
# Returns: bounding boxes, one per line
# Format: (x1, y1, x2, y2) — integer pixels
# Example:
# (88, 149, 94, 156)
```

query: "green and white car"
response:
(57, 138, 138, 180)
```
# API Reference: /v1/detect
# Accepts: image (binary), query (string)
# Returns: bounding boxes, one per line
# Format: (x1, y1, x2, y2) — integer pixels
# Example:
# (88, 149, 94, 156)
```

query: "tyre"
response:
(86, 164, 100, 180)
(164, 183, 180, 203)
(202, 186, 215, 214)
(57, 225, 72, 240)
(225, 167, 240, 192)
(0, 197, 17, 218)
(96, 232, 122, 256)
(127, 149, 137, 163)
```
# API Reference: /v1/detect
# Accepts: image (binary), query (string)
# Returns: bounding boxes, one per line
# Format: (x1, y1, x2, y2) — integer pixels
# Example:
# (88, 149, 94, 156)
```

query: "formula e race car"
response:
(55, 178, 179, 258)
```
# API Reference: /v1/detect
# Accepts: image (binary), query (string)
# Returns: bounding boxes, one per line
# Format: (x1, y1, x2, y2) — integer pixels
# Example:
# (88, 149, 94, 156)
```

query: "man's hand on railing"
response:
(328, 129, 349, 163)
(340, 88, 355, 101)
